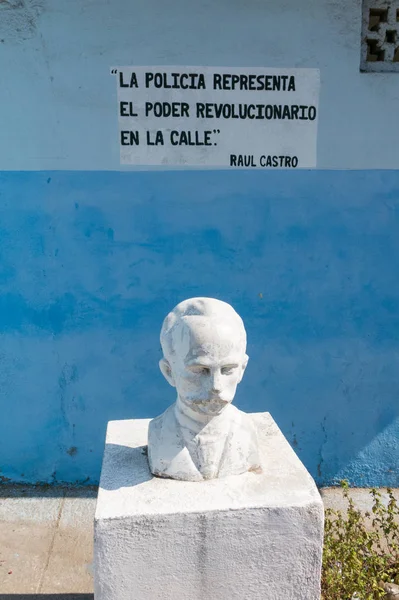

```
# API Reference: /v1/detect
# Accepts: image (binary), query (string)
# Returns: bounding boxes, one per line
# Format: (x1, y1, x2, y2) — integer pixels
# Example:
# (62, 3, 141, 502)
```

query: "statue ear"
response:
(159, 358, 175, 387)
(237, 354, 249, 384)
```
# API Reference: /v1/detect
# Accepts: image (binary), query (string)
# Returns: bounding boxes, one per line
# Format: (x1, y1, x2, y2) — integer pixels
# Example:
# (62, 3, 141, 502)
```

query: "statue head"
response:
(159, 298, 248, 416)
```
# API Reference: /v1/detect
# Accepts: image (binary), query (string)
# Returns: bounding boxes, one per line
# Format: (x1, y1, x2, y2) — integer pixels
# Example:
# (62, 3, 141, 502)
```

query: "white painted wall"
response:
(1, 0, 398, 171)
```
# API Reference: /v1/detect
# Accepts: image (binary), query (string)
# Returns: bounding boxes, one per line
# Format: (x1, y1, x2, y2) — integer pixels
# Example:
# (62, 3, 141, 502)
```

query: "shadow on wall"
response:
(0, 170, 398, 487)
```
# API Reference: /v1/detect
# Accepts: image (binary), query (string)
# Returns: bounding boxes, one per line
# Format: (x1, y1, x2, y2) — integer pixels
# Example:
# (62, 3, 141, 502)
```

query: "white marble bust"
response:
(148, 297, 260, 481)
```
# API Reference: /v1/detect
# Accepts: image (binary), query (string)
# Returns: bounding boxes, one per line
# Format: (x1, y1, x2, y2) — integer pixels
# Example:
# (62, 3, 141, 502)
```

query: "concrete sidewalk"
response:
(1, 484, 398, 599)
(0, 486, 97, 598)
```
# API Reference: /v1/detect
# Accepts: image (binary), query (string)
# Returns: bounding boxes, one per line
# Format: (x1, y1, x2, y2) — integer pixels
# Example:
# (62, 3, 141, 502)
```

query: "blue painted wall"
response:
(1, 0, 399, 486)
(1, 170, 398, 486)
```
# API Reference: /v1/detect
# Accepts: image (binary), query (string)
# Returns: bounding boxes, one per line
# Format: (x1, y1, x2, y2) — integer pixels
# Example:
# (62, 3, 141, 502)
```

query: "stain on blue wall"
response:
(0, 170, 398, 486)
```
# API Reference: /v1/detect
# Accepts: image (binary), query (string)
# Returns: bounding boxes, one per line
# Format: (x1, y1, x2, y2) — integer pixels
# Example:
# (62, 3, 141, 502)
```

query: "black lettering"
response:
(272, 76, 281, 91)
(180, 74, 189, 89)
(238, 104, 247, 119)
(206, 104, 214, 118)
(222, 104, 232, 118)
(213, 104, 222, 118)
(257, 75, 265, 90)
(247, 105, 255, 119)
(204, 131, 212, 145)
(119, 72, 129, 88)
(155, 73, 163, 88)
(288, 76, 296, 91)
(282, 105, 291, 119)
(266, 156, 272, 167)
(232, 74, 240, 89)
(197, 103, 205, 118)
(214, 74, 222, 89)
(308, 106, 317, 120)
(171, 73, 180, 89)
(299, 105, 308, 120)
(291, 105, 299, 119)
(240, 75, 248, 90)
(265, 105, 273, 119)
(248, 75, 256, 90)
(243, 155, 256, 167)
(121, 130, 139, 145)
(130, 131, 139, 144)
(130, 102, 138, 116)
(292, 156, 298, 167)
(146, 131, 163, 145)
(145, 73, 154, 88)
(272, 156, 278, 167)
(285, 157, 292, 167)
(169, 130, 209, 146)
(274, 105, 282, 119)
(162, 73, 170, 88)
(230, 154, 237, 166)
(265, 76, 272, 91)
(121, 131, 129, 144)
(281, 75, 288, 90)
(188, 74, 196, 89)
(197, 74, 206, 89)
(120, 102, 129, 116)
(260, 155, 266, 166)
(170, 131, 178, 146)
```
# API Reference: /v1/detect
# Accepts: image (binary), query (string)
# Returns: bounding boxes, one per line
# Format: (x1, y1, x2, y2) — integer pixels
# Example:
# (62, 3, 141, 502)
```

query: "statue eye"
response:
(222, 366, 236, 375)
(190, 366, 210, 375)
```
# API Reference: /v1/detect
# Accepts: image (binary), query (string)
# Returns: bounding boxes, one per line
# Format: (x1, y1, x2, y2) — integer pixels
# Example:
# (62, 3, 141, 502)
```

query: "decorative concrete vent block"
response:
(361, 0, 399, 71)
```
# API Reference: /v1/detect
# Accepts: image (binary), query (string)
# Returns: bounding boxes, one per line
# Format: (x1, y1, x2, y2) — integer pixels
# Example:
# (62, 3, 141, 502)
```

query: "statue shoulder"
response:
(228, 405, 258, 433)
(148, 404, 176, 441)
(148, 404, 180, 477)
(229, 406, 260, 456)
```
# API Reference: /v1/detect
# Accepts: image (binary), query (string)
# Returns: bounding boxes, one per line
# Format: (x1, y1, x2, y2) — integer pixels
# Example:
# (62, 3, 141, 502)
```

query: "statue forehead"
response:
(170, 315, 245, 362)
(180, 315, 242, 339)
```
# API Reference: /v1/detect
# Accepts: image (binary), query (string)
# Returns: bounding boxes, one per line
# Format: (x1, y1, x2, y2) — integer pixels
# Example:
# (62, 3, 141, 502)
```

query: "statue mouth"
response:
(207, 395, 228, 404)
(187, 396, 227, 406)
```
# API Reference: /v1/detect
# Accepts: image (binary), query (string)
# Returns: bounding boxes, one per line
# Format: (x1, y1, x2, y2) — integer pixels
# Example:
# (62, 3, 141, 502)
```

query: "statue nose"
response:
(211, 372, 222, 393)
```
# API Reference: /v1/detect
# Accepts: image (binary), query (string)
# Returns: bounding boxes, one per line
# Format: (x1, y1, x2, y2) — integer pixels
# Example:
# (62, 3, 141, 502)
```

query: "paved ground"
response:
(0, 486, 97, 599)
(0, 484, 398, 599)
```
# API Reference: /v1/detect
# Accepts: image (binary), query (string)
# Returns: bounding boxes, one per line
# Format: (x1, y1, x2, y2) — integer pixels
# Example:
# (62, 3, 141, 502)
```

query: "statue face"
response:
(161, 316, 248, 416)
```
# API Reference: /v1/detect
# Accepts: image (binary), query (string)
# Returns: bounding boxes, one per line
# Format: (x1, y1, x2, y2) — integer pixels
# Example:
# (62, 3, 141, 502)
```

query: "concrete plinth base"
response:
(94, 413, 323, 600)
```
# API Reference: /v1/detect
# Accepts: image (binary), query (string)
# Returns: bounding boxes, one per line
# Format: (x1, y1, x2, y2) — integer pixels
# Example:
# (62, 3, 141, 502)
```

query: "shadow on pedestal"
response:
(99, 443, 152, 492)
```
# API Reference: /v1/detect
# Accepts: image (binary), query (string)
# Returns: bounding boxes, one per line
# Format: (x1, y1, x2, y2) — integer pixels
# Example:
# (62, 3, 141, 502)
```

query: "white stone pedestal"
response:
(94, 413, 324, 600)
